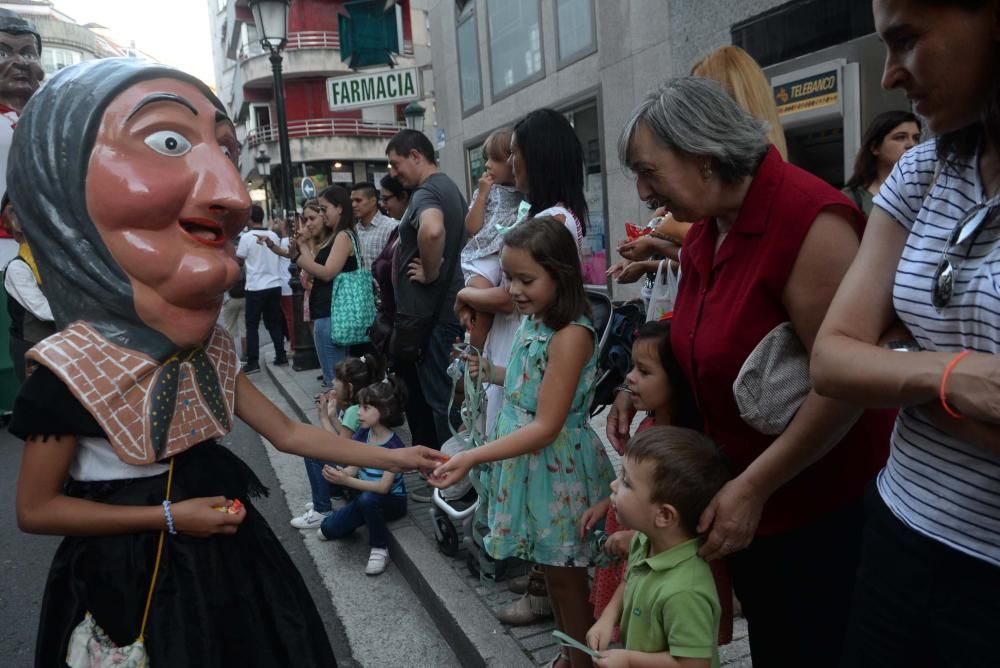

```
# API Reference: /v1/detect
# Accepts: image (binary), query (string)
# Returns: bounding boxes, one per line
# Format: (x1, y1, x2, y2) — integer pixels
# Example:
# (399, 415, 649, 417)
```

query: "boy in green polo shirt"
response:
(586, 426, 730, 668)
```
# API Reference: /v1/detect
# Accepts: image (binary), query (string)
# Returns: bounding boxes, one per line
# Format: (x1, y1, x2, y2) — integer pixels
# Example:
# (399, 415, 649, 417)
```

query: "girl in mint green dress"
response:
(431, 216, 615, 665)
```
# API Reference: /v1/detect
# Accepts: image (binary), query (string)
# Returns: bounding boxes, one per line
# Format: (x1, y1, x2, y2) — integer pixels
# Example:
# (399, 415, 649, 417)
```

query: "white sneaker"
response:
(365, 548, 389, 575)
(291, 504, 329, 530)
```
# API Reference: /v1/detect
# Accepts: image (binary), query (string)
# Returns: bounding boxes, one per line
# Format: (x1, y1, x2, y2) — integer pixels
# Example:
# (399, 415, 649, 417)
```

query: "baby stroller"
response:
(589, 300, 645, 416)
(430, 290, 615, 577)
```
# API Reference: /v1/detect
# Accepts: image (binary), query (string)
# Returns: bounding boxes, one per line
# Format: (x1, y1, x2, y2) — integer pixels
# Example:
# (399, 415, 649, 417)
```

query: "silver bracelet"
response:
(162, 500, 177, 535)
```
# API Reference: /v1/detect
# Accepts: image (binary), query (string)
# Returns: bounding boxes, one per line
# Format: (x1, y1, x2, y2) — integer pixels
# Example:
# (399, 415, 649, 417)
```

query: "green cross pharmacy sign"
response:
(326, 67, 421, 111)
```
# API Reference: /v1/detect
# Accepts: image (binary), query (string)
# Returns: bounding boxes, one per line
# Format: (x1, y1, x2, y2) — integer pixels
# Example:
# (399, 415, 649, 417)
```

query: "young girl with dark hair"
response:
(290, 354, 382, 530)
(433, 217, 615, 668)
(318, 375, 410, 576)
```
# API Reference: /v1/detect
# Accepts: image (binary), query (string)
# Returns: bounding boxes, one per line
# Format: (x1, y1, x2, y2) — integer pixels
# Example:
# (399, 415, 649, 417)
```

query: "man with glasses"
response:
(350, 181, 398, 268)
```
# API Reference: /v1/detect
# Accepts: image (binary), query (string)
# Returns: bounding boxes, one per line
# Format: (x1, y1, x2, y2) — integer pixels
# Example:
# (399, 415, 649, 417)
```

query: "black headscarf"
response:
(7, 58, 228, 360)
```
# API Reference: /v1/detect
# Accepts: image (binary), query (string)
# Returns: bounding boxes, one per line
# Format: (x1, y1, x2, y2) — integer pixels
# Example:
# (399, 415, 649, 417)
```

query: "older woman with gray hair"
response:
(608, 76, 895, 666)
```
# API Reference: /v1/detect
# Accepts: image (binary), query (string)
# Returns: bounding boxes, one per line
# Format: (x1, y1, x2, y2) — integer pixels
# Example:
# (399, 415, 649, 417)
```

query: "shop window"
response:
(456, 7, 482, 114)
(555, 0, 596, 66)
(565, 102, 606, 286)
(41, 48, 82, 76)
(486, 0, 542, 99)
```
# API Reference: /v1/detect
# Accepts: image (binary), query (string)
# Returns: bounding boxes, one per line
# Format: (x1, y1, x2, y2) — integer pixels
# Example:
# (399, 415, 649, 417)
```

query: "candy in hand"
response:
(213, 499, 244, 514)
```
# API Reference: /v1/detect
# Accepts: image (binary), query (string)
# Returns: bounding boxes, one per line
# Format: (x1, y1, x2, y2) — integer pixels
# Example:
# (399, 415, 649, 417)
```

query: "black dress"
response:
(11, 367, 338, 667)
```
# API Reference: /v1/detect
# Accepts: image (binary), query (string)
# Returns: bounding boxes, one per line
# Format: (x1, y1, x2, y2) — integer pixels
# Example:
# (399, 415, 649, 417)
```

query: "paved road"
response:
(0, 418, 354, 667)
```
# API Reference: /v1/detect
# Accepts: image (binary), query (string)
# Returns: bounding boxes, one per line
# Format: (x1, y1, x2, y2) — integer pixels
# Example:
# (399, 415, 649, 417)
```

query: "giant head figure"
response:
(0, 9, 43, 112)
(8, 58, 251, 463)
(8, 58, 251, 359)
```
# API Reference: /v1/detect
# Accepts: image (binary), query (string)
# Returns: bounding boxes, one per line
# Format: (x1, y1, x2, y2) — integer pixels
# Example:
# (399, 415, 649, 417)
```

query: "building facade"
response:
(2, 0, 145, 76)
(208, 0, 436, 214)
(429, 0, 910, 296)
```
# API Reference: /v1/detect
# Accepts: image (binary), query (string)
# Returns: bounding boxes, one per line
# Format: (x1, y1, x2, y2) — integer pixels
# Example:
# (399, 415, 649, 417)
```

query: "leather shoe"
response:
(495, 593, 552, 626)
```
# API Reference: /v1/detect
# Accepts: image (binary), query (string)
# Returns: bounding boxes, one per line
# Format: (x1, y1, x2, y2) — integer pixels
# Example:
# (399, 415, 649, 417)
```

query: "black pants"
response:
(245, 287, 285, 364)
(728, 496, 866, 668)
(840, 486, 1000, 668)
(395, 360, 439, 450)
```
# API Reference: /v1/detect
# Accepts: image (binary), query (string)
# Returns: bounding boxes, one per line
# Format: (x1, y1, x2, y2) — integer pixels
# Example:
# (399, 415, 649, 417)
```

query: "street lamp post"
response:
(255, 147, 271, 223)
(249, 0, 294, 219)
(250, 0, 319, 372)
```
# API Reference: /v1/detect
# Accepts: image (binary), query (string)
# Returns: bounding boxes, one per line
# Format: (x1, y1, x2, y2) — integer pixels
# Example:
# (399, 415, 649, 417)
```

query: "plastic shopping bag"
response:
(645, 259, 679, 322)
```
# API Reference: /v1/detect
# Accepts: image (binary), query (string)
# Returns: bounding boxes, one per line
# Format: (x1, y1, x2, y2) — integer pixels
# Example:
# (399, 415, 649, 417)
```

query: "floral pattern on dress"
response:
(475, 316, 615, 566)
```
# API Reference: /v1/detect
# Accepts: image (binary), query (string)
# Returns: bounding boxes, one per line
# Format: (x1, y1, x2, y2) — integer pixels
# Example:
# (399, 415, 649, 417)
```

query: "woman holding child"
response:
(611, 77, 895, 666)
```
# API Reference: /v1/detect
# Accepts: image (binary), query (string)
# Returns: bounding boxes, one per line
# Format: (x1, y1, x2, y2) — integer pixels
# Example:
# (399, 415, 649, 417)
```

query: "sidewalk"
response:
(260, 355, 751, 667)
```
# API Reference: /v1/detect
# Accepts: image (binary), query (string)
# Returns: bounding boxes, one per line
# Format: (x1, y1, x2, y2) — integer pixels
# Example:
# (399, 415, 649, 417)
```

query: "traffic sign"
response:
(301, 177, 316, 200)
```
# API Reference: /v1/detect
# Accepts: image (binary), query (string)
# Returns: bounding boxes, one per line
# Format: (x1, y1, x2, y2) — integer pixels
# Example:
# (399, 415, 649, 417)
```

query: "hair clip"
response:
(360, 354, 367, 363)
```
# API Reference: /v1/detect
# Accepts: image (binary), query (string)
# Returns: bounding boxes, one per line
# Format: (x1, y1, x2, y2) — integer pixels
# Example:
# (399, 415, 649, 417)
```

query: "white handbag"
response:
(732, 322, 811, 435)
(645, 259, 679, 322)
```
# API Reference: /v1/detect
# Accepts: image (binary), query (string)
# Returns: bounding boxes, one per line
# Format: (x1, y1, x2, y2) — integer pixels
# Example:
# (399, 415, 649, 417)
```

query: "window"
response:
(41, 48, 82, 75)
(564, 102, 606, 286)
(456, 7, 482, 114)
(556, 0, 596, 65)
(486, 0, 542, 98)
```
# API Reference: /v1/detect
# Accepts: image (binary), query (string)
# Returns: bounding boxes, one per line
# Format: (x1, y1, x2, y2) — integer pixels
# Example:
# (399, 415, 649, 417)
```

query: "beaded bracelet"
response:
(940, 350, 972, 420)
(162, 500, 177, 535)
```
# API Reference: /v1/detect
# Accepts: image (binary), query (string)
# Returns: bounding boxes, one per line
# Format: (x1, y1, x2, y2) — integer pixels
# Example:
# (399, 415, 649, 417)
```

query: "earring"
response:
(701, 163, 713, 180)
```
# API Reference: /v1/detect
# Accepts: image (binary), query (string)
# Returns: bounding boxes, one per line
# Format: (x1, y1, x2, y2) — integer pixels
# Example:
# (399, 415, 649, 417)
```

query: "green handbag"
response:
(330, 231, 376, 346)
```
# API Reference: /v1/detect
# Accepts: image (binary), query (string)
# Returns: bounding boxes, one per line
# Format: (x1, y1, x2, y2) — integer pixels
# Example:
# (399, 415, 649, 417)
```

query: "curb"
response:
(262, 361, 532, 668)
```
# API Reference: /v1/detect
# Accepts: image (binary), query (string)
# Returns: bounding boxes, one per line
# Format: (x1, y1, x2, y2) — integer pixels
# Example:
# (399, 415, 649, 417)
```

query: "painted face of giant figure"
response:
(0, 10, 43, 110)
(8, 59, 252, 358)
(86, 78, 249, 347)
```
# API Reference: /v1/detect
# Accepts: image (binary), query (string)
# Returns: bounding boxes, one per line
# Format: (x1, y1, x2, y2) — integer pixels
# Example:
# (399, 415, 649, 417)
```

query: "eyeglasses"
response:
(378, 194, 396, 203)
(931, 200, 999, 310)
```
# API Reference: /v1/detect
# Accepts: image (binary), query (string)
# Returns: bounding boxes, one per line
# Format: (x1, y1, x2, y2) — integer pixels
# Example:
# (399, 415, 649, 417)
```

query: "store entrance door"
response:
(770, 59, 861, 187)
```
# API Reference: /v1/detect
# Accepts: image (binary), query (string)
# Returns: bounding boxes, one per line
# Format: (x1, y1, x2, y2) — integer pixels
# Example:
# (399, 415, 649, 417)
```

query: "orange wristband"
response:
(940, 350, 972, 419)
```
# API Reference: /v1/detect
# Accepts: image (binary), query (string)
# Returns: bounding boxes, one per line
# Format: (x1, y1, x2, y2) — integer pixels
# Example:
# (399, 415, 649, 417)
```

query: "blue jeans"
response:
(415, 320, 464, 447)
(312, 317, 345, 385)
(318, 491, 407, 548)
(304, 457, 346, 514)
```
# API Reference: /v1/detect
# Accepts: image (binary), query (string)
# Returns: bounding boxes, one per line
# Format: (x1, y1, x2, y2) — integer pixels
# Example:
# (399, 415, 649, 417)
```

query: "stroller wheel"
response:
(435, 515, 460, 556)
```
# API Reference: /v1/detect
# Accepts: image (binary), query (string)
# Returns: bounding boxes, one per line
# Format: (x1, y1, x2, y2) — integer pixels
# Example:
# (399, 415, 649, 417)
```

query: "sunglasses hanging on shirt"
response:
(931, 198, 1000, 311)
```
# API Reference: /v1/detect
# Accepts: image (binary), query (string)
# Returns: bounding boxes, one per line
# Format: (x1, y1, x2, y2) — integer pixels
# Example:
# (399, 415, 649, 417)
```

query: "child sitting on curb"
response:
(291, 355, 380, 530)
(317, 376, 409, 576)
(587, 426, 730, 668)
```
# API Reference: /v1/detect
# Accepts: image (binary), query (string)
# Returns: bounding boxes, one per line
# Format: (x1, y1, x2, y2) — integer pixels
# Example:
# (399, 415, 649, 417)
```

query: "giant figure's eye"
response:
(144, 130, 192, 157)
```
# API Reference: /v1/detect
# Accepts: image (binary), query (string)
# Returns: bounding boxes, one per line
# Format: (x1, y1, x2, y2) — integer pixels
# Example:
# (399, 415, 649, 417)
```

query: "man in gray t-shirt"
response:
(387, 130, 466, 448)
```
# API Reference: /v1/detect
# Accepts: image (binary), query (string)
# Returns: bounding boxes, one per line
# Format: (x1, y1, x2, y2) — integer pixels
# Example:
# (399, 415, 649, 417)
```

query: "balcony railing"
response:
(238, 31, 414, 61)
(247, 118, 405, 146)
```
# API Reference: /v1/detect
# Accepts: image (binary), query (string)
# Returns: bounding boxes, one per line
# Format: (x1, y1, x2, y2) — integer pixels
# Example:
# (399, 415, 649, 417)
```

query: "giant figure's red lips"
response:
(179, 218, 226, 247)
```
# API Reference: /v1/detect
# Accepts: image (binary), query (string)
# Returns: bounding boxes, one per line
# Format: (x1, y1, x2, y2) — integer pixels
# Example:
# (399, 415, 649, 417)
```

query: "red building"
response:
(209, 0, 434, 213)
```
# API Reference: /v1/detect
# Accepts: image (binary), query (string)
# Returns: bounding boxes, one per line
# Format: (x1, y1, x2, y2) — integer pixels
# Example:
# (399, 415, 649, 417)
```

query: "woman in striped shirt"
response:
(812, 0, 1000, 665)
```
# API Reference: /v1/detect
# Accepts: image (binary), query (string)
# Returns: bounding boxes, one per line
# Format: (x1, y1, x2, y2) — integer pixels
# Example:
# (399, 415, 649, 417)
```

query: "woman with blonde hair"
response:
(691, 45, 788, 160)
